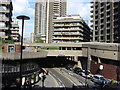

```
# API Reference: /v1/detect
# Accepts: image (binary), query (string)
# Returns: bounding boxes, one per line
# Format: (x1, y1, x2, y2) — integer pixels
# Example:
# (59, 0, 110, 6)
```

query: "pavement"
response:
(106, 83, 120, 90)
(33, 72, 59, 88)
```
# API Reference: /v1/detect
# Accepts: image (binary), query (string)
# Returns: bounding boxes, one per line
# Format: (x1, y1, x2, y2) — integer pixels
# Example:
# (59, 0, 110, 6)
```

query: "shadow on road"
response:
(2, 85, 120, 90)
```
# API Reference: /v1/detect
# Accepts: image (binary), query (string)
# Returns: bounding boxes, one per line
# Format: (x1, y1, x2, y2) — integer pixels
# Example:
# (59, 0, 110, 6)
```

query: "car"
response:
(80, 70, 93, 79)
(91, 74, 109, 85)
(65, 65, 73, 71)
(73, 67, 82, 74)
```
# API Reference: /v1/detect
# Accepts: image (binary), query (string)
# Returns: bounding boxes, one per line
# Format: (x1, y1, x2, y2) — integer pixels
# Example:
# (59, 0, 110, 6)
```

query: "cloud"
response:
(12, 0, 35, 19)
(18, 20, 34, 37)
(67, 0, 91, 26)
(12, 0, 35, 37)
(13, 0, 92, 38)
(67, 0, 91, 20)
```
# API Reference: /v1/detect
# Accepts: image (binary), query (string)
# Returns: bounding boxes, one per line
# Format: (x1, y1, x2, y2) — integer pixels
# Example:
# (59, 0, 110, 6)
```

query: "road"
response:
(32, 68, 95, 90)
(48, 68, 75, 89)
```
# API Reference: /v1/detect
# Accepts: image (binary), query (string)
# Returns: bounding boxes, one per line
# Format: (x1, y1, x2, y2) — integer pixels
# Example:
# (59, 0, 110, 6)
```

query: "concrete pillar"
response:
(77, 60, 82, 69)
(74, 56, 78, 62)
(87, 47, 91, 71)
(98, 58, 101, 63)
(74, 56, 82, 68)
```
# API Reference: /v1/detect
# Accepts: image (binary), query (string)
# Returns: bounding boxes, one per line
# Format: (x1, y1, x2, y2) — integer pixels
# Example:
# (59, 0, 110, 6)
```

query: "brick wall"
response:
(3, 44, 21, 52)
(3, 44, 8, 52)
(90, 60, 119, 80)
(15, 44, 21, 52)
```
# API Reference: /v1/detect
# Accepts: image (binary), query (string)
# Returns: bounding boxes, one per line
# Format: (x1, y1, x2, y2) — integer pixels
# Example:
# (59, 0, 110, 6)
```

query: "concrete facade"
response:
(1, 51, 48, 60)
(53, 15, 90, 43)
(34, 1, 46, 43)
(11, 18, 20, 42)
(0, 0, 13, 40)
(91, 0, 120, 43)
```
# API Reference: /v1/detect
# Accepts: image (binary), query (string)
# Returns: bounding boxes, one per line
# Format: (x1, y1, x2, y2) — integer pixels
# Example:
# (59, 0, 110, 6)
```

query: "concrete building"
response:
(11, 18, 20, 42)
(91, 0, 120, 43)
(34, 1, 46, 43)
(53, 15, 90, 43)
(34, 0, 66, 43)
(0, 0, 13, 40)
(30, 33, 34, 43)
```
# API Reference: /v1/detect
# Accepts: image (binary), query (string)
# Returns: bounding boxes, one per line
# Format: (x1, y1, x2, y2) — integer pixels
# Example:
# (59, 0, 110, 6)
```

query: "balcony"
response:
(11, 24, 19, 28)
(106, 9, 110, 12)
(113, 6, 118, 9)
(113, 12, 118, 15)
(90, 1, 94, 4)
(100, 5, 104, 9)
(54, 32, 83, 36)
(90, 20, 93, 22)
(90, 10, 93, 13)
(106, 14, 110, 17)
(11, 34, 19, 37)
(106, 2, 110, 6)
(54, 28, 83, 31)
(90, 5, 93, 8)
(12, 37, 18, 40)
(0, 17, 9, 21)
(0, 9, 9, 13)
(0, 35, 8, 39)
(90, 15, 93, 18)
(11, 31, 19, 34)
(54, 24, 64, 27)
(106, 20, 110, 23)
(0, 1, 10, 5)
(11, 28, 19, 31)
(90, 24, 93, 27)
(0, 27, 8, 30)
(53, 37, 83, 40)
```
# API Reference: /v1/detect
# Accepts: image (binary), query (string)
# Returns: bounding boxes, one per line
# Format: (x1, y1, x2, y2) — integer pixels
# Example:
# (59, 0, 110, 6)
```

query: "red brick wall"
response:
(90, 61, 118, 80)
(3, 44, 8, 52)
(2, 44, 21, 52)
(15, 44, 21, 52)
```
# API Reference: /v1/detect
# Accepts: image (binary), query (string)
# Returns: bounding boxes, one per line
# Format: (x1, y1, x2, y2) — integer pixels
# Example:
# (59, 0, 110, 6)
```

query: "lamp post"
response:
(16, 15, 30, 89)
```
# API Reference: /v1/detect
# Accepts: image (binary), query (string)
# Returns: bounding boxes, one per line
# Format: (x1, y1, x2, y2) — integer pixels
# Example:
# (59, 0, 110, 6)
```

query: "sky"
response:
(12, 0, 92, 38)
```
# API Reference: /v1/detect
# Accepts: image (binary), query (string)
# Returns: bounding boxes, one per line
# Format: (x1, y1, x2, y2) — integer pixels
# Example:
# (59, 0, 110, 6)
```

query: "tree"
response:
(36, 38, 43, 43)
(0, 37, 14, 44)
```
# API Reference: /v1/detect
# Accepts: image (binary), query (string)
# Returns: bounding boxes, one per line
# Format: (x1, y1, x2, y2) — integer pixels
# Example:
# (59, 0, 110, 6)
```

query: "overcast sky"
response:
(12, 0, 92, 38)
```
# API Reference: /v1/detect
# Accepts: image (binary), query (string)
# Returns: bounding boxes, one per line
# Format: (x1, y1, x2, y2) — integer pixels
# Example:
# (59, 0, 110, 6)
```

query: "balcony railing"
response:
(0, 26, 8, 30)
(0, 17, 9, 21)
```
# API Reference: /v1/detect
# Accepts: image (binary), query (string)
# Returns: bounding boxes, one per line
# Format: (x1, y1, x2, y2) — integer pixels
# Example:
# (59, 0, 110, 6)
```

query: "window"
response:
(101, 36, 103, 40)
(101, 30, 103, 34)
(107, 35, 110, 40)
(95, 37, 97, 40)
(95, 31, 98, 35)
(0, 22, 5, 27)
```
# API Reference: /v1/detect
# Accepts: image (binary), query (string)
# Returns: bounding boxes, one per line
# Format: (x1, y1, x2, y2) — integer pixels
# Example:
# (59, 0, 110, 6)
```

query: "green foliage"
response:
(0, 37, 14, 44)
(36, 38, 43, 43)
(2, 40, 14, 44)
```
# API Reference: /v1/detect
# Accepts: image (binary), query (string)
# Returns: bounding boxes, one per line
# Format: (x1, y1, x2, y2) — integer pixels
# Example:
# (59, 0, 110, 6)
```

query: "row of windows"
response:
(95, 35, 110, 41)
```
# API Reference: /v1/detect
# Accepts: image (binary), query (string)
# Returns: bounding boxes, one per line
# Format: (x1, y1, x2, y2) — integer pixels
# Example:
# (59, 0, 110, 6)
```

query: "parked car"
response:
(91, 74, 109, 85)
(73, 67, 82, 74)
(65, 65, 73, 71)
(81, 70, 93, 79)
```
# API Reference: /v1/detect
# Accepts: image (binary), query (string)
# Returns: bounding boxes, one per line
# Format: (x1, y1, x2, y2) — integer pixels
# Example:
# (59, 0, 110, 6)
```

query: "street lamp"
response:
(16, 15, 30, 89)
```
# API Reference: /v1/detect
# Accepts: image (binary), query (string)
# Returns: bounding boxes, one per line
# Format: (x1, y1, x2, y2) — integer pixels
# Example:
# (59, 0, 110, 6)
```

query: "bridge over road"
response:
(0, 51, 48, 60)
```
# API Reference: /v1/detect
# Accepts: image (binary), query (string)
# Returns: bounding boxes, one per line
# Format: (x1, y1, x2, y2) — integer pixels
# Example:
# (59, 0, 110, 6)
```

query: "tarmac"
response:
(33, 69, 120, 90)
